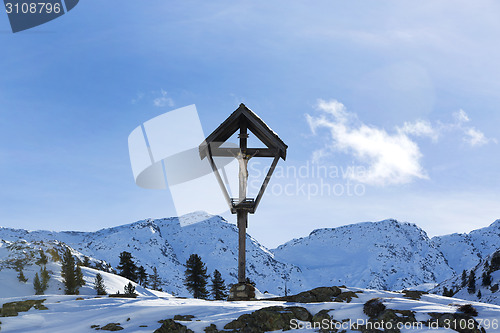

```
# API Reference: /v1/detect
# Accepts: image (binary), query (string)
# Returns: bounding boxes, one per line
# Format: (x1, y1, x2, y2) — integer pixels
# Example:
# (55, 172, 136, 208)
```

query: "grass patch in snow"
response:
(0, 299, 47, 317)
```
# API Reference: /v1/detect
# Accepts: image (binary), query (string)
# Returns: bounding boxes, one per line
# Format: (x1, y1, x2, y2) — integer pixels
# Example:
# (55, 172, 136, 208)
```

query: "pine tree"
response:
(94, 273, 107, 295)
(17, 269, 28, 283)
(245, 277, 256, 287)
(94, 261, 104, 271)
(33, 273, 44, 295)
(467, 270, 476, 294)
(443, 287, 454, 297)
(61, 248, 81, 295)
(82, 256, 91, 267)
(137, 266, 148, 287)
(477, 290, 482, 298)
(36, 249, 48, 266)
(41, 266, 50, 291)
(75, 265, 85, 288)
(210, 269, 227, 300)
(14, 259, 24, 271)
(482, 270, 492, 286)
(47, 248, 61, 262)
(124, 282, 136, 295)
(117, 251, 138, 282)
(461, 270, 468, 287)
(184, 254, 209, 299)
(150, 267, 162, 291)
(15, 259, 28, 283)
(492, 251, 500, 271)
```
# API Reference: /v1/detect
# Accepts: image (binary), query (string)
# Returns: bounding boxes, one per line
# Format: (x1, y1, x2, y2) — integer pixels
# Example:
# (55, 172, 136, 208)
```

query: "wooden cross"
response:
(200, 104, 287, 287)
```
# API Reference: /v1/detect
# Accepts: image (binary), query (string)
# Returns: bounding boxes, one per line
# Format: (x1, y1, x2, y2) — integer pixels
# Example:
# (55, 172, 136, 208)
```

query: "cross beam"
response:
(209, 147, 279, 158)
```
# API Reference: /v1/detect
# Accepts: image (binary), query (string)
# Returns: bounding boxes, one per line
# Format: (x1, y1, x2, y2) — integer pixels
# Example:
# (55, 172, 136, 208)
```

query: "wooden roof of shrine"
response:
(199, 103, 287, 160)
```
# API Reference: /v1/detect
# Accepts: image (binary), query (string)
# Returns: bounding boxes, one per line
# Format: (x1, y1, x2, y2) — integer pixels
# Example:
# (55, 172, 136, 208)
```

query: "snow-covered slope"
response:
(0, 212, 305, 296)
(433, 219, 500, 273)
(273, 219, 455, 291)
(431, 249, 500, 305)
(0, 239, 159, 298)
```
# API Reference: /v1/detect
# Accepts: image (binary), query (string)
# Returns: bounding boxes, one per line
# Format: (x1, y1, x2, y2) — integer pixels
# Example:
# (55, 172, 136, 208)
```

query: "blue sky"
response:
(1, 1, 500, 248)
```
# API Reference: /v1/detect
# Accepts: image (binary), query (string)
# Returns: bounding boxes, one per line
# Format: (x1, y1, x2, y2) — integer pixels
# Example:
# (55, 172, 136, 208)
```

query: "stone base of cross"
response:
(228, 283, 256, 301)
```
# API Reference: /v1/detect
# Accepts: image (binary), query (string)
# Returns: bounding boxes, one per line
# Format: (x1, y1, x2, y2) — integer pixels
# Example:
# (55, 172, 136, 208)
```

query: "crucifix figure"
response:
(235, 151, 258, 203)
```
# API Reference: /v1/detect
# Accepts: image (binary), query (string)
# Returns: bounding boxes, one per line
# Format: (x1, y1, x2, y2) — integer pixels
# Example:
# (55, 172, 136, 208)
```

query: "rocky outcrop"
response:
(267, 286, 360, 303)
(223, 306, 312, 332)
(154, 319, 194, 333)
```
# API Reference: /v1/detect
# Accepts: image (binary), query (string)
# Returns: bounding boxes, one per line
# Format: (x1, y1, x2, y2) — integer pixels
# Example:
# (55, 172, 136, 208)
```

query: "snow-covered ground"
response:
(1, 287, 500, 332)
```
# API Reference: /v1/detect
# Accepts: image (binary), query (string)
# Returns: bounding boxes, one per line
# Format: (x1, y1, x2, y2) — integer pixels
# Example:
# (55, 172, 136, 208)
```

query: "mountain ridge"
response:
(0, 212, 305, 296)
(432, 218, 500, 273)
(273, 218, 454, 291)
(1, 213, 499, 299)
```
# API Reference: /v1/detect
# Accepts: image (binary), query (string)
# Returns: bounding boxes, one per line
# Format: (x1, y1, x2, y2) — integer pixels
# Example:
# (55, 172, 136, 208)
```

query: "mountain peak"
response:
(274, 217, 452, 291)
(306, 218, 421, 239)
(489, 219, 500, 228)
(433, 218, 500, 273)
(177, 211, 222, 227)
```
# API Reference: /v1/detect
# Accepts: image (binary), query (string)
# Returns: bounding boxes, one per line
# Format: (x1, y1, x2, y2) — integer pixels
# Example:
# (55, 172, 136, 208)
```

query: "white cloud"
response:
(131, 90, 175, 107)
(453, 109, 470, 124)
(307, 101, 497, 186)
(464, 127, 496, 147)
(397, 119, 439, 141)
(153, 89, 174, 108)
(451, 110, 495, 147)
(315, 99, 351, 123)
(307, 99, 428, 186)
(399, 109, 495, 148)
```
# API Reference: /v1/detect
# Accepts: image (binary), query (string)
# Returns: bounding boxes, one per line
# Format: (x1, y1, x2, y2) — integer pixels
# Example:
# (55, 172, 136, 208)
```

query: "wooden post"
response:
(237, 209, 247, 283)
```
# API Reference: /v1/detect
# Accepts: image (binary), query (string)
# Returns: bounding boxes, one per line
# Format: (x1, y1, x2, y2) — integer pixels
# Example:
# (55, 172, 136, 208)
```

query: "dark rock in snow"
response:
(155, 319, 194, 333)
(173, 314, 195, 321)
(98, 323, 124, 331)
(223, 306, 312, 332)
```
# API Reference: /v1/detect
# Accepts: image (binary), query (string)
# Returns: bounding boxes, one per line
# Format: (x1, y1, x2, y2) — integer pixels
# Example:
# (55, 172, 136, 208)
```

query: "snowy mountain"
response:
(2, 214, 500, 298)
(0, 212, 305, 296)
(433, 219, 500, 273)
(1, 236, 500, 332)
(273, 219, 455, 291)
